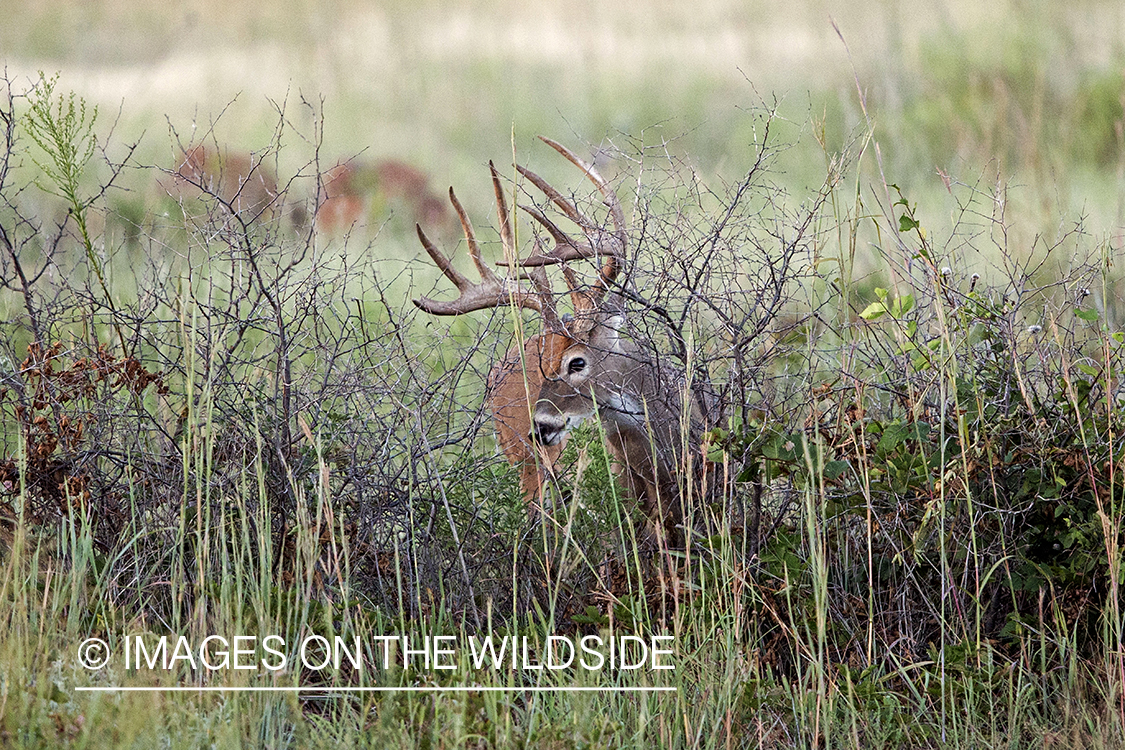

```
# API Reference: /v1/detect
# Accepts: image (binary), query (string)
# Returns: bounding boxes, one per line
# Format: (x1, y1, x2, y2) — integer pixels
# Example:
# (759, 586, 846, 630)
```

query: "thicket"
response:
(3, 72, 1125, 746)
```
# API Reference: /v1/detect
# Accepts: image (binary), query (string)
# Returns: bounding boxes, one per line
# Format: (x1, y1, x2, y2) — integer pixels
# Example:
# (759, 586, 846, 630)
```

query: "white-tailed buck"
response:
(414, 137, 704, 545)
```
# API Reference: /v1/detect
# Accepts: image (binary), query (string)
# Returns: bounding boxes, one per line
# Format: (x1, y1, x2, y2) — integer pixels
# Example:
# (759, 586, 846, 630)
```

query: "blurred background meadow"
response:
(4, 1, 1125, 747)
(2, 0, 1123, 244)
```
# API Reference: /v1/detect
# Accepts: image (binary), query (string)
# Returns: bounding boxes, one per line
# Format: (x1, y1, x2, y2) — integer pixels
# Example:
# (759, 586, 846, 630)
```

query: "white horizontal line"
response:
(76, 685, 676, 693)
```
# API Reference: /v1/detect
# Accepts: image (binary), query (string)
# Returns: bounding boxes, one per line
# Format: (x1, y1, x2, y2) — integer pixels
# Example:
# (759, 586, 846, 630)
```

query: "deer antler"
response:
(413, 162, 562, 331)
(511, 137, 627, 316)
(412, 137, 636, 514)
(414, 138, 627, 329)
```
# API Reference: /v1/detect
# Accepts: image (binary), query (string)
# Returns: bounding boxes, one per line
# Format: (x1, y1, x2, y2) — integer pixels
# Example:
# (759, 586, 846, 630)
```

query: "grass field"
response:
(2, 1, 1125, 747)
(2, 0, 1121, 212)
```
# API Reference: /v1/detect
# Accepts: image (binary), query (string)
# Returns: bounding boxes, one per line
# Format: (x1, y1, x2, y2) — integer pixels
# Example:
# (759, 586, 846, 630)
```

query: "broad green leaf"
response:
(823, 460, 849, 480)
(1077, 362, 1100, 377)
(877, 422, 910, 452)
(892, 294, 915, 316)
(860, 302, 887, 321)
(1075, 308, 1099, 322)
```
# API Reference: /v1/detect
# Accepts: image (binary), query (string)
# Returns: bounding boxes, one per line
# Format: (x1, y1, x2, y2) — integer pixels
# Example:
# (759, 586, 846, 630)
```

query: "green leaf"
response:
(859, 302, 887, 321)
(876, 422, 930, 454)
(823, 460, 849, 480)
(899, 214, 920, 232)
(1075, 308, 1099, 322)
(1077, 362, 1100, 377)
(877, 422, 910, 453)
(891, 294, 915, 317)
(910, 423, 932, 441)
(763, 433, 801, 462)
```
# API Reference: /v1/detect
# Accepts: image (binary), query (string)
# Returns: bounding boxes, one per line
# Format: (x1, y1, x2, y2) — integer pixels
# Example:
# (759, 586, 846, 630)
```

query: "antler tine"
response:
(489, 161, 516, 262)
(448, 186, 499, 284)
(496, 139, 625, 271)
(523, 254, 563, 332)
(513, 203, 597, 266)
(533, 137, 624, 306)
(415, 139, 626, 319)
(515, 164, 584, 227)
(512, 161, 626, 264)
(491, 161, 565, 331)
(561, 265, 594, 317)
(538, 136, 627, 238)
(508, 243, 581, 321)
(414, 222, 470, 292)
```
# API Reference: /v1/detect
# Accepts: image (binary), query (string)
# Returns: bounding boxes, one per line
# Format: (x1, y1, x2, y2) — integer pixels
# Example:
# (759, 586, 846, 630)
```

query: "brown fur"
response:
(412, 137, 701, 543)
(167, 145, 279, 216)
(486, 333, 572, 504)
(316, 159, 450, 233)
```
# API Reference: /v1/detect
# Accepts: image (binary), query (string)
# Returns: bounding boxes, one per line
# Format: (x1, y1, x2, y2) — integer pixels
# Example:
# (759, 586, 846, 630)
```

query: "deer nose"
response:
(530, 418, 564, 447)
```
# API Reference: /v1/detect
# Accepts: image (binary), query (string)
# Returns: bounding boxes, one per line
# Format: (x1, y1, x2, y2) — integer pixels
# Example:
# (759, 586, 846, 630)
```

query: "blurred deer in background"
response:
(414, 137, 707, 545)
(317, 159, 451, 234)
(166, 144, 280, 217)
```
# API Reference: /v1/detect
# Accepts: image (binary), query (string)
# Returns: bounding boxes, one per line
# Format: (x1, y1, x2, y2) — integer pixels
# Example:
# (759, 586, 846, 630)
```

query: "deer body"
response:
(487, 333, 570, 502)
(318, 159, 450, 234)
(530, 316, 698, 544)
(169, 145, 279, 217)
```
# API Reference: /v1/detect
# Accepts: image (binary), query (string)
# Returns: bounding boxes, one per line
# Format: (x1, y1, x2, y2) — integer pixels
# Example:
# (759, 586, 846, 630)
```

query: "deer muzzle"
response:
(530, 415, 567, 447)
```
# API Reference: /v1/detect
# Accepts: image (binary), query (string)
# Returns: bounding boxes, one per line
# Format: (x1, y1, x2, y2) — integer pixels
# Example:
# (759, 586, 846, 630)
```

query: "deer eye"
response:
(567, 356, 586, 375)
